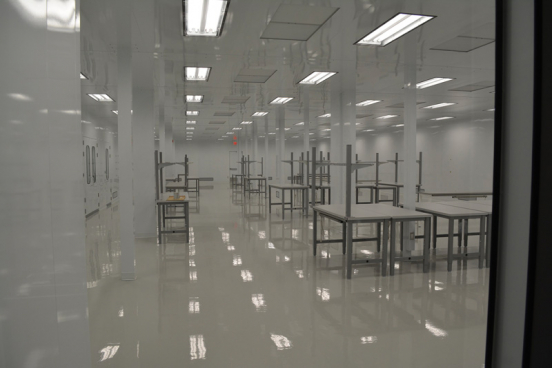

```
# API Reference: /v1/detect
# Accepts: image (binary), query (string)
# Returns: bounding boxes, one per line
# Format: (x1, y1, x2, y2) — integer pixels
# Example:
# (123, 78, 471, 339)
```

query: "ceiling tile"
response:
(449, 81, 494, 92)
(270, 4, 339, 25)
(261, 23, 320, 41)
(431, 36, 494, 52)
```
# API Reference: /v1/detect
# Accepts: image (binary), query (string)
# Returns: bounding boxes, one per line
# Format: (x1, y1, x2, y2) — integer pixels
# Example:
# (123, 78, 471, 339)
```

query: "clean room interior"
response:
(11, 0, 541, 367)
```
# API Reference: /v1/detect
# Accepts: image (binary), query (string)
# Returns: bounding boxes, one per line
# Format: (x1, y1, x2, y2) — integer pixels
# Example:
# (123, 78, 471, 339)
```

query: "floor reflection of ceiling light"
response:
(190, 335, 206, 360)
(99, 345, 120, 362)
(425, 321, 448, 338)
(270, 333, 293, 350)
(188, 298, 200, 314)
(241, 270, 253, 282)
(227, 245, 235, 251)
(296, 270, 304, 278)
(252, 294, 267, 312)
(316, 287, 330, 301)
(189, 271, 198, 282)
(361, 336, 378, 344)
(233, 255, 242, 266)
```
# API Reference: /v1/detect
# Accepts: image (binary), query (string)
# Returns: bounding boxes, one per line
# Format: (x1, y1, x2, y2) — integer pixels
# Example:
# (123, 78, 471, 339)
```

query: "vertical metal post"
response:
(376, 153, 380, 187)
(160, 152, 164, 194)
(355, 154, 359, 184)
(290, 152, 294, 183)
(261, 157, 264, 177)
(311, 147, 316, 208)
(248, 155, 250, 177)
(155, 150, 159, 200)
(327, 152, 331, 183)
(395, 152, 399, 182)
(346, 145, 352, 218)
(185, 154, 189, 189)
(418, 152, 423, 186)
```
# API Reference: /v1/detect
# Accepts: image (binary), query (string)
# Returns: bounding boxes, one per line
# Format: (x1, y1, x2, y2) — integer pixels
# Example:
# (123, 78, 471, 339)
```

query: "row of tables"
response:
(312, 200, 492, 278)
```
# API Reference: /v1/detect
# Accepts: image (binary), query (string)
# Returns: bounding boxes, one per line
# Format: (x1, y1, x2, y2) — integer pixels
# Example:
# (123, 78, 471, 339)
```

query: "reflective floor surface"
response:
(86, 184, 488, 368)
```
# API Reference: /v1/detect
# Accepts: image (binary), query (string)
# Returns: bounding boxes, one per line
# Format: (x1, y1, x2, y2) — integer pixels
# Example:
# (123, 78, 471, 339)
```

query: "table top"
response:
(379, 182, 422, 188)
(245, 177, 267, 181)
(269, 184, 309, 189)
(365, 204, 431, 220)
(157, 196, 189, 204)
(413, 202, 488, 217)
(437, 200, 493, 214)
(188, 177, 214, 181)
(313, 204, 390, 221)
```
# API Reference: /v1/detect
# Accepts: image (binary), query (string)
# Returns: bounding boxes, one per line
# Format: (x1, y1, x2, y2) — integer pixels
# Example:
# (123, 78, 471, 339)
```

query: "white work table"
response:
(156, 196, 190, 244)
(269, 184, 309, 219)
(312, 204, 431, 278)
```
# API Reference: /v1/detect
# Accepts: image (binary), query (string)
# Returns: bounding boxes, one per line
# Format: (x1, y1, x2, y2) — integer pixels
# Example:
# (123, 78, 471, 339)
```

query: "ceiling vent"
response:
(260, 4, 339, 41)
(209, 121, 226, 125)
(214, 112, 235, 116)
(431, 23, 495, 52)
(234, 68, 277, 83)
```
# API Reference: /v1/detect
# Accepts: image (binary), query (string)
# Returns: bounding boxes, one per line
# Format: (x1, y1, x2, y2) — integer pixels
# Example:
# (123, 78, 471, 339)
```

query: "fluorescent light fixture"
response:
(184, 0, 229, 37)
(240, 121, 253, 125)
(363, 129, 375, 132)
(270, 97, 293, 104)
(186, 121, 196, 124)
(222, 135, 228, 137)
(252, 112, 268, 117)
(356, 99, 382, 106)
(376, 115, 398, 119)
(259, 135, 265, 138)
(232, 127, 242, 130)
(294, 122, 304, 126)
(80, 73, 88, 80)
(185, 67, 211, 81)
(88, 94, 114, 102)
(423, 102, 456, 109)
(309, 132, 314, 135)
(186, 95, 204, 103)
(356, 13, 435, 46)
(186, 111, 199, 116)
(225, 132, 233, 134)
(298, 71, 336, 85)
(186, 127, 195, 130)
(416, 78, 453, 89)
(392, 124, 404, 127)
(430, 116, 454, 121)
(318, 113, 331, 118)
(322, 128, 331, 132)
(186, 138, 192, 141)
(487, 108, 495, 111)
(112, 110, 118, 115)
(284, 128, 290, 131)
(186, 132, 194, 135)
(268, 132, 276, 135)
(218, 138, 223, 140)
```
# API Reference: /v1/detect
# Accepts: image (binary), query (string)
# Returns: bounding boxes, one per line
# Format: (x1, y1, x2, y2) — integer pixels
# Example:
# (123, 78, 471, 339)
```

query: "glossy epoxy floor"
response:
(86, 184, 489, 368)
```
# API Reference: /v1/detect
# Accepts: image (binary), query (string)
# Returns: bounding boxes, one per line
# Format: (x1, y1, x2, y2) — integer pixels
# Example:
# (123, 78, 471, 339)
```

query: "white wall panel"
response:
(0, 1, 92, 367)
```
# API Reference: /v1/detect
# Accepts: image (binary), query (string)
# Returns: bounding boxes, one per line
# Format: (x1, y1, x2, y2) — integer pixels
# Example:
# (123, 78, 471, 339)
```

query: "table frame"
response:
(156, 200, 190, 244)
(268, 184, 309, 219)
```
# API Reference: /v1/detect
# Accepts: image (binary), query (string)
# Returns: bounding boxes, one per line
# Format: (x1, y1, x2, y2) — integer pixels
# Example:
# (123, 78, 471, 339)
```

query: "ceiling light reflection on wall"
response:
(252, 112, 268, 117)
(185, 67, 211, 81)
(298, 71, 336, 85)
(294, 122, 304, 126)
(318, 113, 331, 118)
(356, 99, 382, 106)
(356, 13, 435, 46)
(184, 0, 229, 37)
(186, 95, 204, 103)
(423, 102, 456, 109)
(416, 78, 453, 89)
(270, 97, 293, 104)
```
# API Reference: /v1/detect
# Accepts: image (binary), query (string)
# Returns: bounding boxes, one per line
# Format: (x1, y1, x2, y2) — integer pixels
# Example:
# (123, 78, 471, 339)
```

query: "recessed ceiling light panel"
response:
(186, 111, 199, 116)
(186, 95, 204, 102)
(318, 113, 331, 118)
(416, 78, 454, 89)
(356, 13, 435, 46)
(252, 112, 268, 117)
(376, 115, 399, 119)
(299, 71, 336, 85)
(186, 121, 196, 124)
(423, 102, 456, 109)
(185, 67, 211, 81)
(430, 116, 454, 121)
(88, 94, 114, 102)
(240, 121, 253, 125)
(270, 97, 293, 104)
(184, 0, 229, 37)
(356, 99, 381, 106)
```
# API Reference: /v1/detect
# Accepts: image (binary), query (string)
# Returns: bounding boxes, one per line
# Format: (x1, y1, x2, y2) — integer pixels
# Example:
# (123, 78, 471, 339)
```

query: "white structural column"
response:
(330, 7, 357, 204)
(402, 32, 418, 250)
(117, 0, 136, 280)
(132, 52, 156, 237)
(0, 1, 92, 366)
(276, 106, 286, 183)
(303, 88, 310, 184)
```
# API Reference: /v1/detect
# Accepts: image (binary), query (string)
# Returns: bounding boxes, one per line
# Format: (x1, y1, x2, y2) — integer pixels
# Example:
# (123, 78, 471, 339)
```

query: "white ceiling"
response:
(80, 0, 496, 141)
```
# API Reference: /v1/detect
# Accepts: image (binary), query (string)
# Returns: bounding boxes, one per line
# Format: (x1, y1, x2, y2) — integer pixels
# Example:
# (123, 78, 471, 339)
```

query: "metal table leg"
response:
(346, 221, 354, 279)
(390, 219, 396, 276)
(382, 219, 389, 276)
(269, 186, 272, 213)
(282, 189, 285, 219)
(423, 218, 430, 272)
(479, 216, 485, 268)
(458, 219, 463, 247)
(447, 219, 454, 272)
(432, 215, 437, 249)
(185, 202, 190, 243)
(342, 222, 346, 254)
(313, 210, 318, 255)
(157, 203, 162, 244)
